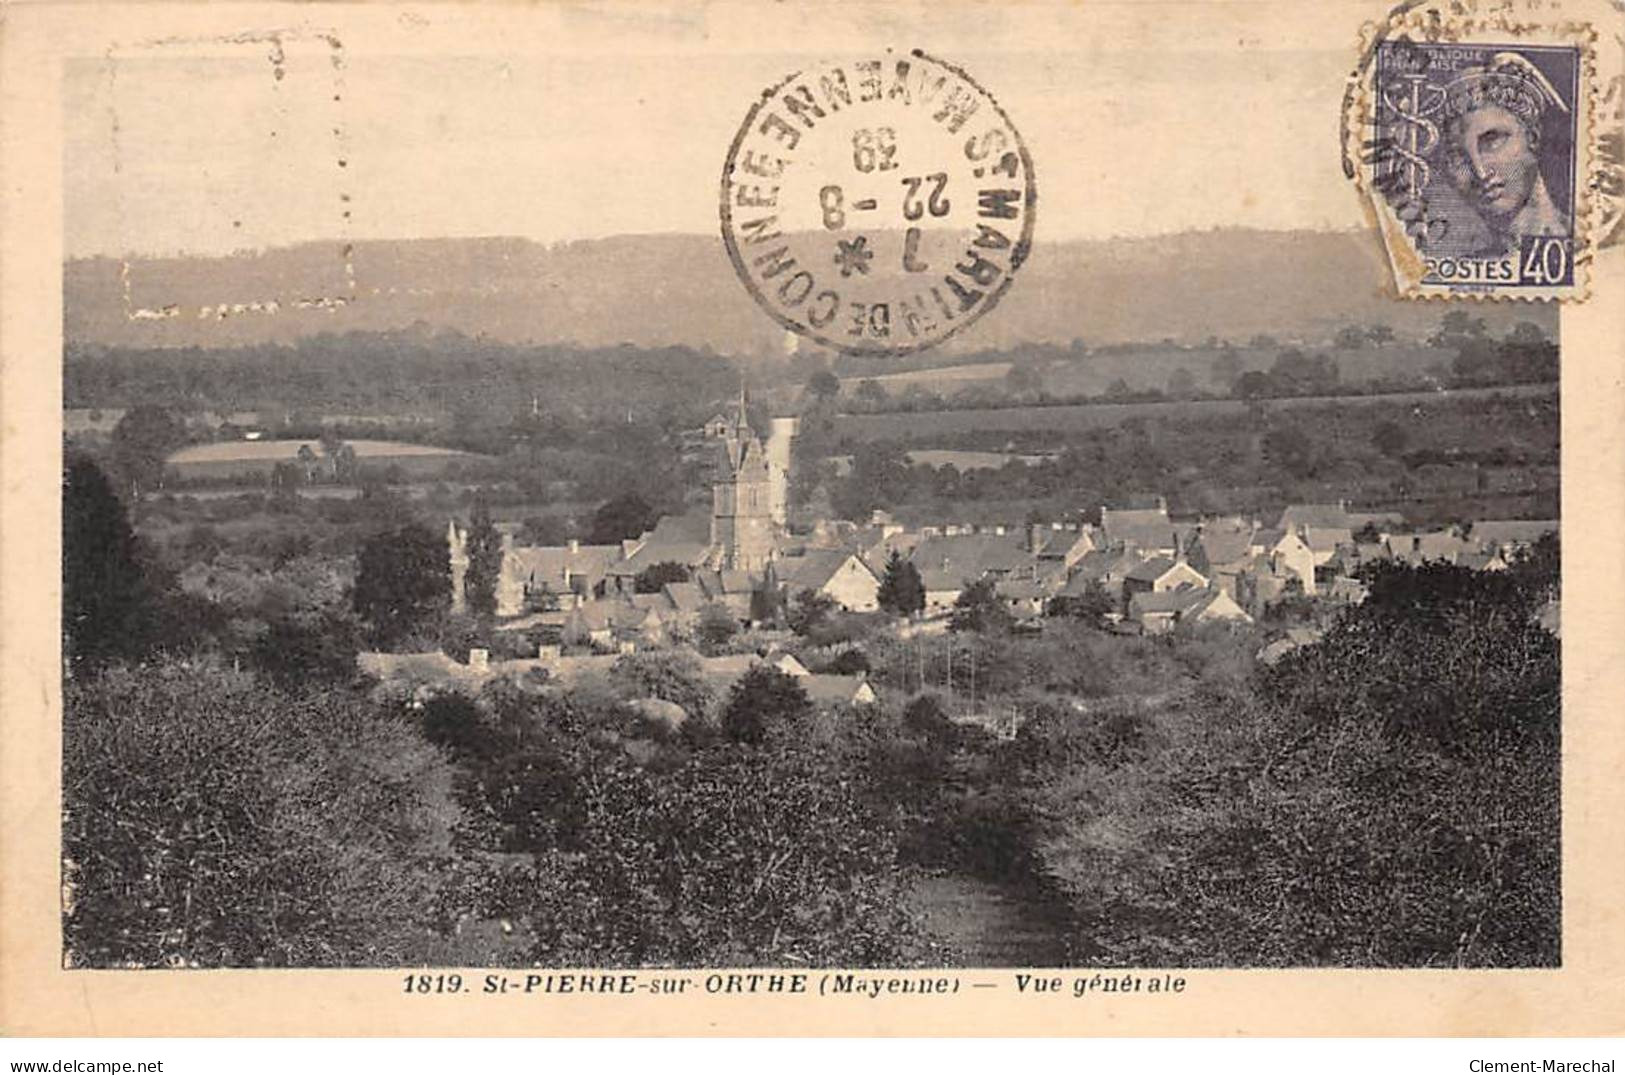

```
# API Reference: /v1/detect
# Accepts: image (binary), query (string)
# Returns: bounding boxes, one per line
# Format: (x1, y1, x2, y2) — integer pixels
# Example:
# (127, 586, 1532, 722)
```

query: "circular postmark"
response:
(720, 49, 1036, 356)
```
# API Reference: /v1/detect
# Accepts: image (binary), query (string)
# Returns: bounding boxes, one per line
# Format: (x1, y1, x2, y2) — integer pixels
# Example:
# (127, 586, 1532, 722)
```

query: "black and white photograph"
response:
(7, 1, 1621, 1044)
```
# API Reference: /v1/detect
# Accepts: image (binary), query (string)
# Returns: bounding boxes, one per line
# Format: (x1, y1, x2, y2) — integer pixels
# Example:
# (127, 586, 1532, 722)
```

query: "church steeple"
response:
(734, 373, 751, 437)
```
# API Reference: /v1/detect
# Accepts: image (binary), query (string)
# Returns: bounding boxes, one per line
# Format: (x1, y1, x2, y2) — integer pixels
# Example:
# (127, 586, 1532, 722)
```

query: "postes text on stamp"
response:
(720, 50, 1036, 356)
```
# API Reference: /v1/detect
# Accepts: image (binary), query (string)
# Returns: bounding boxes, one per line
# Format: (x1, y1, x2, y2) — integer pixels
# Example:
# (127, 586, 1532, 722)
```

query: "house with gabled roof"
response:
(995, 577, 1048, 620)
(661, 581, 708, 623)
(1265, 529, 1317, 594)
(1235, 552, 1303, 615)
(775, 548, 881, 612)
(1121, 556, 1208, 609)
(1099, 504, 1188, 556)
(909, 533, 1036, 582)
(1472, 520, 1557, 558)
(604, 538, 714, 594)
(1066, 547, 1144, 602)
(1182, 587, 1253, 626)
(480, 534, 621, 615)
(1030, 526, 1096, 570)
(1185, 524, 1256, 596)
(802, 674, 878, 708)
(1128, 588, 1202, 633)
(919, 568, 969, 617)
(1389, 529, 1470, 565)
(692, 568, 758, 620)
(1278, 501, 1352, 531)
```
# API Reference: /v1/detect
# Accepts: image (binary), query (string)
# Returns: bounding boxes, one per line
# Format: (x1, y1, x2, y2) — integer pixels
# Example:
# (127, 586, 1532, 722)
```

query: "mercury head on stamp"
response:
(1437, 52, 1572, 254)
(720, 50, 1036, 357)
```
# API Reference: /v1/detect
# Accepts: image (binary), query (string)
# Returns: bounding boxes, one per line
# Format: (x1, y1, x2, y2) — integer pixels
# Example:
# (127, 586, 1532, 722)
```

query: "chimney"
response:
(1029, 524, 1045, 553)
(468, 648, 489, 672)
(568, 538, 580, 555)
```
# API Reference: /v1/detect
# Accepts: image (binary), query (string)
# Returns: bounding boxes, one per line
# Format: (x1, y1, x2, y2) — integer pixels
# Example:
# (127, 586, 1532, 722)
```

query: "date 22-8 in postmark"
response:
(1350, 12, 1598, 300)
(721, 50, 1036, 355)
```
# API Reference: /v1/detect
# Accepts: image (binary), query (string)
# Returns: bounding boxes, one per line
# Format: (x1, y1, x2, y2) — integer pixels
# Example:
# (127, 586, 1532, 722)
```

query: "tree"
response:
(587, 493, 658, 545)
(695, 602, 738, 649)
(903, 693, 954, 740)
(833, 441, 911, 521)
(854, 379, 889, 408)
(352, 522, 451, 646)
(806, 369, 841, 403)
(508, 740, 923, 965)
(612, 650, 715, 720)
(63, 661, 453, 967)
(1334, 325, 1369, 349)
(1507, 321, 1549, 347)
(62, 455, 155, 669)
(332, 442, 358, 484)
(1268, 349, 1337, 395)
(462, 497, 504, 618)
(1232, 370, 1271, 400)
(1263, 424, 1319, 479)
(1167, 367, 1197, 398)
(1366, 324, 1396, 347)
(251, 610, 362, 688)
(518, 515, 571, 546)
(876, 549, 926, 617)
(1371, 420, 1410, 458)
(786, 587, 838, 636)
(949, 576, 1013, 634)
(1048, 579, 1113, 627)
(1429, 309, 1487, 348)
(721, 665, 811, 745)
(111, 404, 186, 496)
(1005, 364, 1043, 395)
(633, 561, 692, 594)
(296, 443, 319, 483)
(268, 461, 303, 508)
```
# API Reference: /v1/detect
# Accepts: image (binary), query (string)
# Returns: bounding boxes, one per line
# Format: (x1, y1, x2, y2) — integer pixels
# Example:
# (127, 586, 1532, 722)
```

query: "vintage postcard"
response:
(2, 0, 1623, 1038)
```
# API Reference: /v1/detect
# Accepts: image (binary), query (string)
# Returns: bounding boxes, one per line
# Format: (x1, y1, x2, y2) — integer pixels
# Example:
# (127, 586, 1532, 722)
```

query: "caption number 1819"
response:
(404, 973, 464, 993)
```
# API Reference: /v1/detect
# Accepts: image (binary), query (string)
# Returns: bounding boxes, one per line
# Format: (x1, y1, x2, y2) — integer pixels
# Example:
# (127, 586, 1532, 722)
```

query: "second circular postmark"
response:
(720, 49, 1036, 357)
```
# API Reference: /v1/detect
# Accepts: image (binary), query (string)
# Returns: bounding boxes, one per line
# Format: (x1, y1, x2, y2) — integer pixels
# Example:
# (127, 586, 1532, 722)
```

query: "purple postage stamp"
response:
(720, 49, 1036, 356)
(1354, 18, 1597, 300)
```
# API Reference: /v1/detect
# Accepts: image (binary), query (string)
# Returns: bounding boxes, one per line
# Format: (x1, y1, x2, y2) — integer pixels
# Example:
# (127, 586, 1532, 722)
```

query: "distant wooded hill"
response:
(65, 229, 1554, 355)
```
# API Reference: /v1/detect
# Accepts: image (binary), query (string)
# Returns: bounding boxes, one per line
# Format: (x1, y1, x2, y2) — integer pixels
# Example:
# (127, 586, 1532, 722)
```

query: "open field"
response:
(837, 362, 1013, 393)
(830, 383, 1557, 442)
(167, 438, 484, 480)
(1036, 344, 1447, 398)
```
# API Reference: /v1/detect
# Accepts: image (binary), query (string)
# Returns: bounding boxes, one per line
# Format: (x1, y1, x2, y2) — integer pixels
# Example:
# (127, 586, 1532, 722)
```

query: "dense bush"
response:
(1016, 557, 1560, 967)
(514, 744, 934, 966)
(63, 662, 457, 967)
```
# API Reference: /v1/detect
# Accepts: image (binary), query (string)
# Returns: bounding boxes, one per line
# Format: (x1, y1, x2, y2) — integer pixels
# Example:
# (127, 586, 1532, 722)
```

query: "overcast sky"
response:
(63, 2, 1370, 258)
